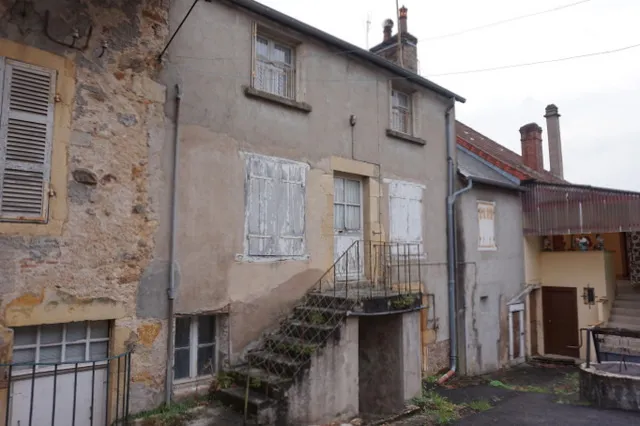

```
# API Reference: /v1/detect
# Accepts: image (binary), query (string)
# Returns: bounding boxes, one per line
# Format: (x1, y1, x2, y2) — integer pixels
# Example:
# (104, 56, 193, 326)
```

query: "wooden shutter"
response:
(389, 180, 423, 255)
(478, 201, 496, 250)
(246, 155, 278, 256)
(277, 161, 306, 256)
(0, 59, 56, 221)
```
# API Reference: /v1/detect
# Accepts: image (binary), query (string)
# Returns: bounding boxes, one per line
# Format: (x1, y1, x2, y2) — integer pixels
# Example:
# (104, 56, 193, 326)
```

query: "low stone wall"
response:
(579, 362, 640, 411)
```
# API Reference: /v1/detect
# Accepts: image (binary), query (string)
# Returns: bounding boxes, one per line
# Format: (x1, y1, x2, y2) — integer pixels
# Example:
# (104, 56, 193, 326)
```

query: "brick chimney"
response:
(369, 7, 419, 73)
(519, 123, 544, 172)
(398, 6, 408, 34)
(544, 104, 564, 178)
(383, 19, 393, 41)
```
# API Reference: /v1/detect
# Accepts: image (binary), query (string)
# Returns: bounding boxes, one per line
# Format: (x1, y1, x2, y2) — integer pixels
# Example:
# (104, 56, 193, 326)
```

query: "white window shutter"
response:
(246, 156, 278, 255)
(389, 180, 423, 255)
(477, 201, 496, 250)
(0, 59, 56, 221)
(277, 162, 305, 256)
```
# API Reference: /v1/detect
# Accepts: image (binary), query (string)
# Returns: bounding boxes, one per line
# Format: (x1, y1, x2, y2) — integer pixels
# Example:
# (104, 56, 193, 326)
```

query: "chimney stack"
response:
(398, 6, 408, 34)
(383, 19, 393, 41)
(544, 104, 564, 178)
(519, 123, 544, 172)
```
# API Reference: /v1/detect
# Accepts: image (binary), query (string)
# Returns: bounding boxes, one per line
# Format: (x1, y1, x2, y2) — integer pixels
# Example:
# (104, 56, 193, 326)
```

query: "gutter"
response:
(165, 84, 183, 405)
(439, 99, 473, 385)
(226, 0, 465, 102)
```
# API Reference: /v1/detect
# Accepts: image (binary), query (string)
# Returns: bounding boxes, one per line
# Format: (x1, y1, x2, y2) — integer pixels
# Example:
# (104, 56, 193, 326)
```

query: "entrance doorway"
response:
(334, 176, 364, 279)
(542, 287, 579, 358)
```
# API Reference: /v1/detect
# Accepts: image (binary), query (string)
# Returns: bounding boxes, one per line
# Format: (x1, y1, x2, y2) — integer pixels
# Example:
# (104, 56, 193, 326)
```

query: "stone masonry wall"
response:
(627, 232, 640, 285)
(0, 0, 169, 413)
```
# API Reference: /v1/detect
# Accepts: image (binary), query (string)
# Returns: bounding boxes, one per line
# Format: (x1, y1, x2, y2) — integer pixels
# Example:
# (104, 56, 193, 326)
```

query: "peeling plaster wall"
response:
(0, 0, 169, 413)
(161, 0, 452, 360)
(456, 182, 524, 375)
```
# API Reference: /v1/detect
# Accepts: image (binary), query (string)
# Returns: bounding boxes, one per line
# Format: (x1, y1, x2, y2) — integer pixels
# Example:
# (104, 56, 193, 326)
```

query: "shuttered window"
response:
(0, 58, 56, 222)
(389, 180, 423, 256)
(478, 201, 497, 250)
(245, 154, 307, 257)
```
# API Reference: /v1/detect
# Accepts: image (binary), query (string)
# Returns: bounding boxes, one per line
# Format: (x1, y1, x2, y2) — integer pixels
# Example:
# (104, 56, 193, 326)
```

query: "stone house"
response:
(455, 105, 640, 368)
(0, 0, 468, 424)
(0, 0, 170, 423)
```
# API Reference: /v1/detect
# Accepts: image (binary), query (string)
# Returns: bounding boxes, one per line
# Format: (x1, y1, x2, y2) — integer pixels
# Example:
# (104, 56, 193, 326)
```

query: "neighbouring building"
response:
(0, 0, 170, 423)
(158, 0, 464, 423)
(456, 104, 640, 366)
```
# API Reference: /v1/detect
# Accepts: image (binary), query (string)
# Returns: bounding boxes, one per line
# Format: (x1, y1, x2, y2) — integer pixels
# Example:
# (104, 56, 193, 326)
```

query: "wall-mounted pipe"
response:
(438, 98, 473, 385)
(165, 84, 183, 405)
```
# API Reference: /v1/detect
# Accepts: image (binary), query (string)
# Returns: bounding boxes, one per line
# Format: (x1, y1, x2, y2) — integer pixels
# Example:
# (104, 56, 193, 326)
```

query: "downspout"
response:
(165, 84, 183, 405)
(438, 99, 473, 385)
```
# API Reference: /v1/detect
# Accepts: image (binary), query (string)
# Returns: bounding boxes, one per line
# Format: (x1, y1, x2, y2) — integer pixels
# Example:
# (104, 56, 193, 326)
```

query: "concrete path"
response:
(455, 392, 639, 425)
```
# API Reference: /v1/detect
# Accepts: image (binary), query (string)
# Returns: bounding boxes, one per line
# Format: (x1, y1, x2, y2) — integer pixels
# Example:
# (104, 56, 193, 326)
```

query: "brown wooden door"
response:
(542, 287, 579, 358)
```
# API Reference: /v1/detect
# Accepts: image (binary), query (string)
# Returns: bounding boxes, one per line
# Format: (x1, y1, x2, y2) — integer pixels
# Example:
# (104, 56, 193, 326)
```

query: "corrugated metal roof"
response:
(457, 146, 522, 191)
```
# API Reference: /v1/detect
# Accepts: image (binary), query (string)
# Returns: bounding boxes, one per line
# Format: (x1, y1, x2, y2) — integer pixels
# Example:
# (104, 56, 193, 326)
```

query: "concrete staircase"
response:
(601, 280, 640, 357)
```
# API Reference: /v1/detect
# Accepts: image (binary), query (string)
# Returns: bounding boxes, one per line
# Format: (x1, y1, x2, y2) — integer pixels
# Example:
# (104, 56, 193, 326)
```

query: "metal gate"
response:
(1, 352, 131, 426)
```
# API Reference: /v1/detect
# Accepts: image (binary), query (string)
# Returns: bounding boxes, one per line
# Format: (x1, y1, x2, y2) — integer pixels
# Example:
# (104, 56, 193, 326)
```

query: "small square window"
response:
(173, 315, 217, 381)
(391, 89, 412, 135)
(253, 33, 295, 99)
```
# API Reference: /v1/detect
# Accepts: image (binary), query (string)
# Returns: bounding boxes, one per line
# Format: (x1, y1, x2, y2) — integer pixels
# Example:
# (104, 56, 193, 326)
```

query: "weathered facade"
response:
(0, 0, 170, 419)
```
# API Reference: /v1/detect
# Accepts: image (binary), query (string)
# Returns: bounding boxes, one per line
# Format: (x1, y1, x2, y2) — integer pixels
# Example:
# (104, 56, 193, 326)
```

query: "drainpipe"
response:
(438, 99, 473, 385)
(165, 84, 182, 405)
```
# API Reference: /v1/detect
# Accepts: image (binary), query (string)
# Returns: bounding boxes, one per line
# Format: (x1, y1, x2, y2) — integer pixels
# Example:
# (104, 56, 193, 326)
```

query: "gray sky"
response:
(258, 0, 640, 191)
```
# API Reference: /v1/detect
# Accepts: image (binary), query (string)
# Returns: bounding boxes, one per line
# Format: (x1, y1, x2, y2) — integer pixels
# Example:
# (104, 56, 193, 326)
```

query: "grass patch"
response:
(132, 397, 207, 425)
(412, 390, 462, 424)
(489, 380, 547, 394)
(553, 372, 579, 396)
(466, 399, 492, 412)
(489, 380, 513, 390)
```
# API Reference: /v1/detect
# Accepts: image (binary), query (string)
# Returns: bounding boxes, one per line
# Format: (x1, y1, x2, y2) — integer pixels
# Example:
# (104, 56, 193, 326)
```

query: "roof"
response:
(226, 0, 465, 102)
(456, 145, 523, 191)
(456, 121, 565, 183)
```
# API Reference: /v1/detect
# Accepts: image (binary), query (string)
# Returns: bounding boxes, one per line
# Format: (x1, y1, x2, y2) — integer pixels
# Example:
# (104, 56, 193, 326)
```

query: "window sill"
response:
(386, 129, 426, 146)
(235, 253, 310, 263)
(243, 86, 312, 113)
(478, 246, 498, 252)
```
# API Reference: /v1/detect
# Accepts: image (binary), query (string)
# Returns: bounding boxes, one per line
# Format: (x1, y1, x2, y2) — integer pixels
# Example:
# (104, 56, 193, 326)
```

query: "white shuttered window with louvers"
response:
(0, 58, 56, 222)
(245, 153, 307, 258)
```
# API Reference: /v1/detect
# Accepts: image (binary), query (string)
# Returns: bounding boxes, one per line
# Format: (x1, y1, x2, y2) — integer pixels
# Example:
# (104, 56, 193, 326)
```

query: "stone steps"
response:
(215, 386, 278, 425)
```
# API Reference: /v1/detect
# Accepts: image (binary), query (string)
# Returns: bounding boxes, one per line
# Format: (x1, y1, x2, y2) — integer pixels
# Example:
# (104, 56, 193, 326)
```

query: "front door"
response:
(542, 286, 580, 358)
(334, 176, 363, 279)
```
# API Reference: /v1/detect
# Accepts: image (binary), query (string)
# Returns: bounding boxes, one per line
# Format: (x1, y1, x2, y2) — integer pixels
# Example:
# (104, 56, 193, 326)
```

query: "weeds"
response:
(489, 380, 546, 393)
(391, 295, 416, 310)
(411, 390, 462, 424)
(466, 399, 492, 412)
(132, 397, 206, 425)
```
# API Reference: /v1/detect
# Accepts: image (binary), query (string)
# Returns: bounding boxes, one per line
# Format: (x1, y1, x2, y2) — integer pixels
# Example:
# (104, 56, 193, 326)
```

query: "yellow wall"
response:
(524, 236, 542, 285)
(539, 251, 615, 359)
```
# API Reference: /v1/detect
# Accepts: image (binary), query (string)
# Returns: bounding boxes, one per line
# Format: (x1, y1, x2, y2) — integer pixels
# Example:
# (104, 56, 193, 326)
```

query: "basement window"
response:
(12, 321, 110, 370)
(174, 315, 216, 381)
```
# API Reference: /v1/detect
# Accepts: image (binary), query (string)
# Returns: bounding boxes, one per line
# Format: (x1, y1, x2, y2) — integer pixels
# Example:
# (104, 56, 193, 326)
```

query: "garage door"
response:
(6, 321, 126, 426)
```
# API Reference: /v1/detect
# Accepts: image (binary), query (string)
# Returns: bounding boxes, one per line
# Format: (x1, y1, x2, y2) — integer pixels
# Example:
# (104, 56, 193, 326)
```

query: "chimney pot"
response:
(519, 123, 544, 172)
(383, 19, 393, 42)
(544, 104, 564, 178)
(398, 6, 408, 34)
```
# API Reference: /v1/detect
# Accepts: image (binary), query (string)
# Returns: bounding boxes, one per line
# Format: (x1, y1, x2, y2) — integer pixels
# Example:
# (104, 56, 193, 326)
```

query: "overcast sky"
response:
(258, 0, 640, 191)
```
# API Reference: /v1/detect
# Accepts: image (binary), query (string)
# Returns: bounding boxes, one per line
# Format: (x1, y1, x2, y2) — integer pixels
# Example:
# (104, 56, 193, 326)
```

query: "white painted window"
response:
(253, 33, 295, 99)
(334, 177, 361, 232)
(174, 316, 216, 381)
(389, 180, 423, 255)
(245, 154, 307, 257)
(0, 58, 56, 222)
(477, 201, 497, 250)
(391, 89, 412, 135)
(12, 321, 110, 370)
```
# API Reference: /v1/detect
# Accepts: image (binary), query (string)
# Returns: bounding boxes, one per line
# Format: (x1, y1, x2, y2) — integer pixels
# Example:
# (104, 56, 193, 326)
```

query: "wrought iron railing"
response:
(0, 351, 131, 426)
(585, 326, 640, 368)
(242, 240, 423, 381)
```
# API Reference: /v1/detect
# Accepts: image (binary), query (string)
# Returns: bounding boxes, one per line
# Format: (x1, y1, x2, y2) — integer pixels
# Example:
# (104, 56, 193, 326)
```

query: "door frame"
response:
(508, 302, 526, 364)
(542, 286, 580, 358)
(333, 174, 365, 279)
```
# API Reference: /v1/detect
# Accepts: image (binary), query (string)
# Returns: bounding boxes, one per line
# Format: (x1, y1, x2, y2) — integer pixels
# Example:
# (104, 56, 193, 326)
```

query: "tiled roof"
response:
(456, 121, 567, 184)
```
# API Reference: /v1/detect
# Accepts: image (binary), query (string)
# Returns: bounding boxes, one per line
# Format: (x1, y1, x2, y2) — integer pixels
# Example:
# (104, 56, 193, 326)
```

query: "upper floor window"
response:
(0, 58, 56, 223)
(391, 89, 412, 135)
(253, 33, 295, 100)
(478, 200, 497, 251)
(244, 153, 308, 258)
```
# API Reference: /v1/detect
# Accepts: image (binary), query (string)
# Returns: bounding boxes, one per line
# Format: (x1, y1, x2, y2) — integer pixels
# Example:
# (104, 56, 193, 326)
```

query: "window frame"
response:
(173, 315, 217, 383)
(252, 28, 296, 100)
(333, 175, 363, 234)
(390, 88, 413, 135)
(477, 200, 497, 251)
(242, 152, 309, 261)
(11, 321, 111, 375)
